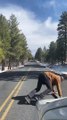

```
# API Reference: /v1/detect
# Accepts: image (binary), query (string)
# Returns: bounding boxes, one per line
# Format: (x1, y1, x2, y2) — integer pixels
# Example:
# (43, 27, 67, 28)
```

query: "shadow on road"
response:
(12, 95, 40, 106)
(0, 71, 41, 82)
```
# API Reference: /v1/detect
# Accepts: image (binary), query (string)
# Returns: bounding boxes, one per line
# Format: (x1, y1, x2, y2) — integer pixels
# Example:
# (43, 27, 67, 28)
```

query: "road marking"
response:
(0, 80, 24, 120)
(0, 77, 24, 112)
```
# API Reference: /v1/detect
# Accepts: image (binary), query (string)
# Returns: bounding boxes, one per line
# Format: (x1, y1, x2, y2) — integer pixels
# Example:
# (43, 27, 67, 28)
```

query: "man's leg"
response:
(25, 75, 42, 103)
(39, 76, 52, 99)
(51, 92, 58, 98)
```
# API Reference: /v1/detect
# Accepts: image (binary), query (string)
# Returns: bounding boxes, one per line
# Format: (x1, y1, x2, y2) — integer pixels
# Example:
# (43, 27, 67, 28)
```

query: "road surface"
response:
(0, 61, 67, 120)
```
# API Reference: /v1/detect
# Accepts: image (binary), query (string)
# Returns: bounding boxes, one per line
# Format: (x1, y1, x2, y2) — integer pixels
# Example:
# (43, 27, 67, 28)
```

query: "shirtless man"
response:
(25, 71, 64, 103)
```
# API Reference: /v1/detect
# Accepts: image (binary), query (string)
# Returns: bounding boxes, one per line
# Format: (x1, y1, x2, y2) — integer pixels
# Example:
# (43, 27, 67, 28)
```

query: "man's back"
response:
(43, 71, 62, 97)
(44, 71, 61, 82)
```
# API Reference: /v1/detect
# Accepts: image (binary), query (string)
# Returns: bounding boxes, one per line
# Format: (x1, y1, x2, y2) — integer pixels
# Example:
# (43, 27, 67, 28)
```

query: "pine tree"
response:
(35, 48, 43, 62)
(8, 14, 20, 69)
(57, 11, 67, 64)
(47, 41, 57, 64)
(0, 14, 10, 70)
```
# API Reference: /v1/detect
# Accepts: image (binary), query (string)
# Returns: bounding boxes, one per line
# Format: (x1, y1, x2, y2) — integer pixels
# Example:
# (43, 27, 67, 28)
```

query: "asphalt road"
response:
(0, 62, 67, 120)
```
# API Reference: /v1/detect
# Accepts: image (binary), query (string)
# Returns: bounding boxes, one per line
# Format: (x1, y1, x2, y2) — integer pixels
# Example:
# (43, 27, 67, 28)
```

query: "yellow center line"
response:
(0, 81, 24, 120)
(0, 76, 24, 112)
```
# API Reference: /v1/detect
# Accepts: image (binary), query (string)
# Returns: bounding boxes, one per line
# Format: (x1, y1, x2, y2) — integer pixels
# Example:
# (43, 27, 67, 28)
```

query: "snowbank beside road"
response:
(0, 65, 24, 73)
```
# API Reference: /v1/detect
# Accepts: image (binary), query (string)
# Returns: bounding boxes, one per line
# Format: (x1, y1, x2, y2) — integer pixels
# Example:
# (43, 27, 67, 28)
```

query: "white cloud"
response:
(43, 0, 56, 8)
(0, 4, 58, 55)
(49, 0, 56, 7)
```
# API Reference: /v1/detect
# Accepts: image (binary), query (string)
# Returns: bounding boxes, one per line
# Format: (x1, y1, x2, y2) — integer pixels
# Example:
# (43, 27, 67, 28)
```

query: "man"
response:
(25, 71, 64, 103)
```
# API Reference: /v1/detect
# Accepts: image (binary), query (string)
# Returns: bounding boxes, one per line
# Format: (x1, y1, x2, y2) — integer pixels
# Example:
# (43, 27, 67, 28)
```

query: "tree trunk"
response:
(61, 60, 64, 65)
(8, 58, 11, 70)
(2, 59, 5, 71)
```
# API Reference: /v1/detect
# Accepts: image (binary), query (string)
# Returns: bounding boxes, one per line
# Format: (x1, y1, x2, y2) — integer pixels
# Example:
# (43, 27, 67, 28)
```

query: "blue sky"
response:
(0, 0, 67, 55)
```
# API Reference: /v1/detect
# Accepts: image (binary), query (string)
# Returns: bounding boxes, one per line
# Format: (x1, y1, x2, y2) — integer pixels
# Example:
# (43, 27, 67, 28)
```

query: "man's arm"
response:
(56, 80, 62, 97)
